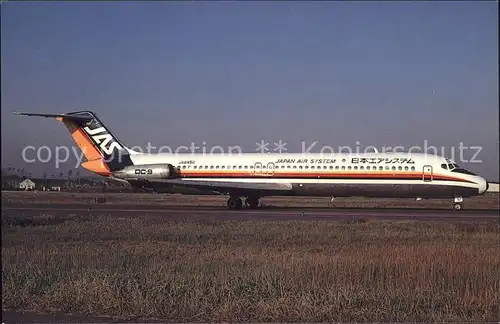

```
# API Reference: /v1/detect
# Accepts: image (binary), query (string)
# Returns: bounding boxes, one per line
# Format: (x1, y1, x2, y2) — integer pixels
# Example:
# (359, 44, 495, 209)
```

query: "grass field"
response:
(2, 191, 500, 210)
(2, 211, 499, 322)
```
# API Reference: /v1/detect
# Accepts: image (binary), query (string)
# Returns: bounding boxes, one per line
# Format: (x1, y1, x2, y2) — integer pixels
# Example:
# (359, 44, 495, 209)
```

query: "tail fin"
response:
(14, 110, 135, 176)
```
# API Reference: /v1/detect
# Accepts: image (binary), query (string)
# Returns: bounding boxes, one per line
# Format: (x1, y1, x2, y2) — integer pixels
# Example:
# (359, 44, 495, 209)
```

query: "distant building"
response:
(1, 174, 21, 190)
(19, 179, 36, 191)
(28, 178, 67, 191)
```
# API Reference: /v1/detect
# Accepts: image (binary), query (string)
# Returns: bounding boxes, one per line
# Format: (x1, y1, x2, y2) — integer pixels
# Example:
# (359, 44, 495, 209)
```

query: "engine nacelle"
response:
(112, 164, 177, 180)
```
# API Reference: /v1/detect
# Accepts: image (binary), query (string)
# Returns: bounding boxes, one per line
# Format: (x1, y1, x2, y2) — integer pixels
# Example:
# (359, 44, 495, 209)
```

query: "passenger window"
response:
(411, 166, 415, 171)
(360, 166, 364, 170)
(341, 166, 345, 170)
(307, 166, 311, 169)
(329, 166, 333, 170)
(404, 166, 408, 171)
(221, 166, 225, 169)
(299, 166, 303, 169)
(244, 166, 248, 169)
(293, 165, 297, 169)
(398, 166, 402, 171)
(193, 166, 197, 169)
(392, 166, 396, 171)
(366, 166, 370, 170)
(354, 166, 358, 170)
(182, 165, 186, 169)
(348, 166, 352, 170)
(210, 166, 214, 169)
(287, 165, 291, 169)
(379, 166, 383, 171)
(336, 166, 339, 170)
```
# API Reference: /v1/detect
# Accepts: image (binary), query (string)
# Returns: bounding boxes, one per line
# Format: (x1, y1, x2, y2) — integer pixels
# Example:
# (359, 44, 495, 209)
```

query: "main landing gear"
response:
(453, 197, 463, 210)
(227, 196, 260, 210)
(245, 196, 259, 209)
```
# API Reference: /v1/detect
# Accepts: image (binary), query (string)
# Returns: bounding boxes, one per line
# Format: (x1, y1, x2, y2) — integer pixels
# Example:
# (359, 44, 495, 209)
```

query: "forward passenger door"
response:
(422, 165, 433, 182)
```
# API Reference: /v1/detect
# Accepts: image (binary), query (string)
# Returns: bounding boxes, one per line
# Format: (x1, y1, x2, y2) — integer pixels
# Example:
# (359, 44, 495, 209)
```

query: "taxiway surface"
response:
(3, 203, 498, 222)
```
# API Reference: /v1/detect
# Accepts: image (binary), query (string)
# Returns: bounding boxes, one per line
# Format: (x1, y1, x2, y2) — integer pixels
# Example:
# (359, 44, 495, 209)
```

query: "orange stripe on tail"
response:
(62, 119, 102, 161)
(81, 159, 111, 176)
(60, 119, 111, 176)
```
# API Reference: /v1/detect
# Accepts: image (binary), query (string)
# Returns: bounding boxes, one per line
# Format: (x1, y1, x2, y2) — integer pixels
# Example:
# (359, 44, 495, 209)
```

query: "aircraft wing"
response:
(130, 178, 293, 196)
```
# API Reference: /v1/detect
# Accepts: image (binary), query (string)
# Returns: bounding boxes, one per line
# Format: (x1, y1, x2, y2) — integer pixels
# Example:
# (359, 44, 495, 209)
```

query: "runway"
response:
(3, 203, 499, 222)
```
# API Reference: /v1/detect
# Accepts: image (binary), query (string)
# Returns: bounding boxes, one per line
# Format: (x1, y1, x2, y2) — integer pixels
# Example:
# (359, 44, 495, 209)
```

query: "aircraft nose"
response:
(477, 177, 488, 195)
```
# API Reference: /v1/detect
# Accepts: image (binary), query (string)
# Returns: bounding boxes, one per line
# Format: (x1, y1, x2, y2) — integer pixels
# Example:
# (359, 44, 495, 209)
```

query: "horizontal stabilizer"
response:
(13, 111, 93, 122)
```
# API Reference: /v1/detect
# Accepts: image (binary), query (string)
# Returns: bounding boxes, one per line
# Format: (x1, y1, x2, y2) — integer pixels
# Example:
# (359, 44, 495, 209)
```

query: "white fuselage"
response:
(120, 152, 488, 198)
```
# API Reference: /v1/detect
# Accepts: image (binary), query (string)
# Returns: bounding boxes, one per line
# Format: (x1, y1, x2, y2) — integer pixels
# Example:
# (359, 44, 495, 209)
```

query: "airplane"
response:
(14, 110, 489, 210)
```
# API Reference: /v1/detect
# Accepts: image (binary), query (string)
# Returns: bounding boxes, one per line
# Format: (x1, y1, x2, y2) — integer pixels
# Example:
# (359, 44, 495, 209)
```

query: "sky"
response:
(1, 1, 498, 180)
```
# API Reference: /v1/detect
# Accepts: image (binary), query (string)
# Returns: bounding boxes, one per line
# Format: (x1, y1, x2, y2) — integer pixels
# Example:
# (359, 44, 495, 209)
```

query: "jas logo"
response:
(83, 126, 123, 155)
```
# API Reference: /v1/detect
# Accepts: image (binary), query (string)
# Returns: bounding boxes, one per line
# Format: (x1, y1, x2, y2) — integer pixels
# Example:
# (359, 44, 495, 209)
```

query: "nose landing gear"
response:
(453, 197, 463, 210)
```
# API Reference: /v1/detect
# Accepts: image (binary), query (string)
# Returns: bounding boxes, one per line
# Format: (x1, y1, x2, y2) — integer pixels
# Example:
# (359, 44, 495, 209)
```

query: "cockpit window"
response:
(445, 163, 459, 170)
(444, 159, 460, 170)
(442, 159, 462, 171)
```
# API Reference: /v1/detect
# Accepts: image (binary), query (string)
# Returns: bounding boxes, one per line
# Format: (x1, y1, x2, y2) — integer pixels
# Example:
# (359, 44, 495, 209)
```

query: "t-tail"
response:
(14, 110, 136, 176)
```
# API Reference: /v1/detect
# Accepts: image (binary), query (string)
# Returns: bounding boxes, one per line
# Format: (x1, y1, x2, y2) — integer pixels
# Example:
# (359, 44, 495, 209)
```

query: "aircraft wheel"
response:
(453, 202, 463, 211)
(245, 197, 260, 209)
(227, 197, 243, 210)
